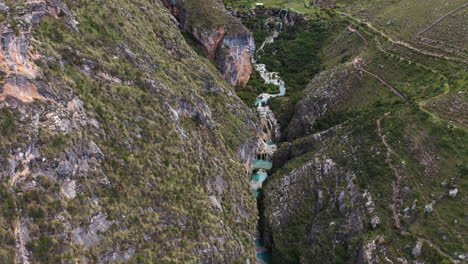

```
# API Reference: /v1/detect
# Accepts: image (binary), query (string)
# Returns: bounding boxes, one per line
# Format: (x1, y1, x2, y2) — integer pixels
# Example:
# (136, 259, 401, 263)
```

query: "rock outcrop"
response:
(0, 0, 46, 102)
(0, 0, 258, 263)
(262, 143, 370, 263)
(285, 64, 356, 140)
(255, 9, 466, 262)
(162, 0, 255, 87)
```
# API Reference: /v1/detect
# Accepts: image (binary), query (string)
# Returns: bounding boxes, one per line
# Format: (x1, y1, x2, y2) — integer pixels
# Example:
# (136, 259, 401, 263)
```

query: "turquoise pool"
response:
(253, 172, 268, 182)
(253, 160, 273, 170)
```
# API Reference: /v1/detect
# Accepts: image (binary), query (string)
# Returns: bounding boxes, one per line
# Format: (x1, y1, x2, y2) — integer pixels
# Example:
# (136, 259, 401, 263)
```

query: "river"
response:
(250, 20, 285, 264)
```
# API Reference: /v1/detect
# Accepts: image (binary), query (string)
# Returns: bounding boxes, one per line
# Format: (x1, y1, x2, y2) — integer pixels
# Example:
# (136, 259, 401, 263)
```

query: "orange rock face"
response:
(160, 0, 255, 88)
(235, 48, 254, 87)
(0, 33, 40, 78)
(192, 26, 226, 59)
(0, 1, 50, 103)
(217, 33, 255, 88)
(0, 33, 45, 102)
(0, 77, 45, 103)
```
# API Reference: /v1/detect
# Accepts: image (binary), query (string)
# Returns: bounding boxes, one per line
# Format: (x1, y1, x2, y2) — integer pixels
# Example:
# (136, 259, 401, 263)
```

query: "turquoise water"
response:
(254, 238, 262, 247)
(252, 27, 287, 264)
(253, 189, 259, 199)
(255, 237, 272, 264)
(253, 160, 273, 170)
(270, 83, 286, 98)
(255, 99, 268, 106)
(257, 251, 272, 263)
(253, 172, 268, 182)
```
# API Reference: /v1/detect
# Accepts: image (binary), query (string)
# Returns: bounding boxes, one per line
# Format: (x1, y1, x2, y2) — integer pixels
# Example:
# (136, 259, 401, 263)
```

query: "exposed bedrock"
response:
(0, 0, 259, 262)
(161, 0, 255, 87)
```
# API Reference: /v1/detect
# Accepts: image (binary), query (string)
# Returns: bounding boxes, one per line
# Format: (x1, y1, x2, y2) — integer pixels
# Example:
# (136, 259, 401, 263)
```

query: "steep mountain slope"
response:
(0, 0, 258, 263)
(1, 0, 466, 263)
(338, 0, 468, 60)
(227, 2, 467, 263)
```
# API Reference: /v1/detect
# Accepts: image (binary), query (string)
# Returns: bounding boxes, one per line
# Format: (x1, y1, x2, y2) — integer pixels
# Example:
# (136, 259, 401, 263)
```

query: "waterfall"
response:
(250, 17, 287, 264)
(278, 8, 289, 20)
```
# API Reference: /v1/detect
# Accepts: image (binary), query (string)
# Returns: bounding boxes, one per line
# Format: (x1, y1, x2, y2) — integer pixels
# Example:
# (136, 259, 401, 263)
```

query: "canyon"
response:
(0, 0, 466, 263)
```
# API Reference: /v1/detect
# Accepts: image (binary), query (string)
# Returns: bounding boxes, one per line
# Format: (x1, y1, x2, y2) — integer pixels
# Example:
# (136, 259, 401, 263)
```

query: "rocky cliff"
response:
(0, 0, 258, 263)
(237, 5, 467, 264)
(162, 0, 255, 87)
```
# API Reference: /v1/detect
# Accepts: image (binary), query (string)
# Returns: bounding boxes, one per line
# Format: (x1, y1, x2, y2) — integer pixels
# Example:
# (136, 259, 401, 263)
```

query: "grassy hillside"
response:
(0, 0, 258, 263)
(228, 0, 468, 60)
(228, 1, 467, 263)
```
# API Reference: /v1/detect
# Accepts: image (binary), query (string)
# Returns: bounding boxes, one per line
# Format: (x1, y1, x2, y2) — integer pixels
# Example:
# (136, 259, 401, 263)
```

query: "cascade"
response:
(278, 8, 289, 20)
(250, 18, 286, 264)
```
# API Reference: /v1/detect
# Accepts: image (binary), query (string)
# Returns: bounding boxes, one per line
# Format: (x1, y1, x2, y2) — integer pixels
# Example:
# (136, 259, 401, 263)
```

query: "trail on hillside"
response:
(348, 27, 467, 131)
(376, 113, 406, 233)
(376, 114, 462, 262)
(352, 59, 408, 102)
(347, 26, 368, 47)
(419, 237, 460, 264)
(339, 12, 467, 63)
(416, 2, 468, 37)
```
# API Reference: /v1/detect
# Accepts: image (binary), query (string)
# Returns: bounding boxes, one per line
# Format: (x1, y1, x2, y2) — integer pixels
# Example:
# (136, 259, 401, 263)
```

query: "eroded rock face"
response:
(285, 64, 356, 140)
(72, 212, 114, 248)
(0, 1, 46, 102)
(161, 0, 255, 87)
(262, 151, 369, 262)
(217, 33, 254, 87)
(411, 240, 423, 258)
(0, 0, 77, 103)
(0, 0, 258, 263)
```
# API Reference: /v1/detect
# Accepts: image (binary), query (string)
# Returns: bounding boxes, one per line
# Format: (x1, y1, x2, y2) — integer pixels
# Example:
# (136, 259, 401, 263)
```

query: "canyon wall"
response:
(162, 0, 255, 87)
(0, 0, 258, 263)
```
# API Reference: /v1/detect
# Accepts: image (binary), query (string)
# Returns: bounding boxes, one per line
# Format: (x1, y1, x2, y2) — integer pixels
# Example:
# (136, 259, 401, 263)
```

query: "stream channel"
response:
(250, 18, 285, 264)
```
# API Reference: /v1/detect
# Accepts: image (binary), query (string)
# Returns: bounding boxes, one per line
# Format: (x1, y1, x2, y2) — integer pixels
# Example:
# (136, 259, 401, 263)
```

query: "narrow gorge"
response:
(249, 17, 285, 263)
(0, 0, 466, 263)
(232, 2, 467, 263)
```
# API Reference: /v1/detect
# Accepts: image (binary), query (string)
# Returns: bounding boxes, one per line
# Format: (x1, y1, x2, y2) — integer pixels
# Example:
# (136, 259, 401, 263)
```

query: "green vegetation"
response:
(0, 0, 465, 263)
(224, 0, 321, 13)
(0, 0, 258, 262)
(257, 16, 343, 97)
(0, 107, 16, 136)
(237, 70, 284, 105)
(230, 1, 467, 263)
(238, 10, 346, 132)
(337, 0, 468, 55)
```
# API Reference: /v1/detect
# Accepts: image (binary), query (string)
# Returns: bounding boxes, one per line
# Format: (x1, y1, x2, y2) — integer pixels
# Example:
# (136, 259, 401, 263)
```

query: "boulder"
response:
(411, 240, 422, 258)
(56, 160, 73, 178)
(424, 204, 433, 213)
(449, 188, 458, 198)
(371, 215, 380, 229)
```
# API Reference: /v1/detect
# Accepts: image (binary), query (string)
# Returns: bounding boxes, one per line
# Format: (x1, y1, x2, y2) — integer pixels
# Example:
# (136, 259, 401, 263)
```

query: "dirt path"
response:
(419, 237, 460, 264)
(416, 2, 468, 37)
(339, 12, 467, 63)
(376, 113, 406, 233)
(347, 26, 368, 47)
(376, 115, 461, 262)
(352, 59, 408, 102)
(360, 67, 407, 102)
(349, 27, 462, 130)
